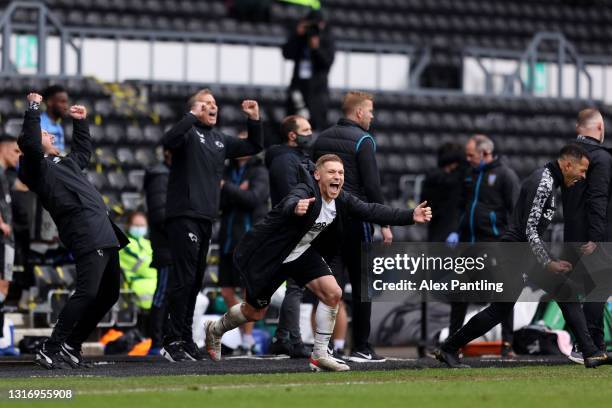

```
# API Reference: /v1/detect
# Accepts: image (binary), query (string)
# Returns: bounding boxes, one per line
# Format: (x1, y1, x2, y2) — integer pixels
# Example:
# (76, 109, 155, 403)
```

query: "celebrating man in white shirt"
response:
(203, 154, 432, 371)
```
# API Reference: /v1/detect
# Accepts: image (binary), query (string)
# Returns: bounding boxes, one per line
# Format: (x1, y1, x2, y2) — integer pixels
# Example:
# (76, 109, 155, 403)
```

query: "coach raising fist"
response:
(161, 89, 263, 363)
(19, 93, 129, 370)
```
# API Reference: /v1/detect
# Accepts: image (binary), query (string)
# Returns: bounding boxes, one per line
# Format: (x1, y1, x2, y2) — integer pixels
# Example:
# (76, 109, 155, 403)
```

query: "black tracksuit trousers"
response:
(443, 266, 600, 358)
(164, 217, 211, 344)
(49, 248, 121, 349)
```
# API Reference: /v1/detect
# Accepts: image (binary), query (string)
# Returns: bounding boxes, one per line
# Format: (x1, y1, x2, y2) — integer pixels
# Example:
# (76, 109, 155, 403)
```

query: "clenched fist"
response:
(27, 93, 43, 104)
(69, 105, 87, 120)
(294, 197, 315, 216)
(241, 100, 259, 121)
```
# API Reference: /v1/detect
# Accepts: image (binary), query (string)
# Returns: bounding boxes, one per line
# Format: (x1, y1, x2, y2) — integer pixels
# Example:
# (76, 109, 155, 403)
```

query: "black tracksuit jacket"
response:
(312, 118, 385, 206)
(219, 157, 270, 255)
(18, 108, 128, 258)
(144, 162, 172, 268)
(265, 144, 312, 207)
(562, 136, 612, 243)
(162, 113, 263, 221)
(233, 169, 415, 291)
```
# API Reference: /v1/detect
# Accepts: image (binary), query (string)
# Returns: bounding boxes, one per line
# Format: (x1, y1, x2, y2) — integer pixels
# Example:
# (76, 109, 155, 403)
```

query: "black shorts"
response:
(244, 247, 333, 309)
(303, 253, 348, 304)
(218, 253, 243, 288)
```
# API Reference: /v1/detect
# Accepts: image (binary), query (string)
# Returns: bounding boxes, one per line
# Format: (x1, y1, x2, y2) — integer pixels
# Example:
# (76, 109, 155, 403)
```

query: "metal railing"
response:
(463, 32, 612, 101)
(0, 1, 422, 89)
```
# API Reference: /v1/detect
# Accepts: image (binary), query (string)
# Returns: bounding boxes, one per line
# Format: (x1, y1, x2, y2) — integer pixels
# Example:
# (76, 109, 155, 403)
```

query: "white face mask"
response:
(129, 226, 148, 239)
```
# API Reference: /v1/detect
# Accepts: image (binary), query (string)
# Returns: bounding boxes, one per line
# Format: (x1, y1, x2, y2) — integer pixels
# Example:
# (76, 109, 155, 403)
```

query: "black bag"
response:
(513, 325, 563, 355)
(104, 329, 145, 355)
(18, 336, 50, 354)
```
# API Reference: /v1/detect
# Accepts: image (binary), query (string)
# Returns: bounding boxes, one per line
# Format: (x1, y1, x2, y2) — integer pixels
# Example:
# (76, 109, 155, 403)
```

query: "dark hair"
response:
(42, 85, 67, 101)
(0, 135, 17, 144)
(437, 142, 463, 167)
(280, 115, 305, 143)
(559, 143, 589, 162)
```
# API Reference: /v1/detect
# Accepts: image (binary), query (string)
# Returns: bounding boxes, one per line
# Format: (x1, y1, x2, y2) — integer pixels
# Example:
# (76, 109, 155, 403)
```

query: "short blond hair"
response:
(342, 91, 374, 116)
(315, 154, 343, 169)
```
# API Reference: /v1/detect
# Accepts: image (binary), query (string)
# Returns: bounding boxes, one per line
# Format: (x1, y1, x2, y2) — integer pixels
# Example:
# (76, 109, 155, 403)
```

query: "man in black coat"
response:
(218, 143, 269, 355)
(422, 142, 465, 242)
(283, 9, 335, 130)
(19, 93, 129, 369)
(143, 149, 172, 355)
(312, 91, 391, 362)
(203, 154, 432, 372)
(561, 108, 612, 362)
(436, 144, 612, 369)
(161, 89, 263, 362)
(265, 114, 314, 358)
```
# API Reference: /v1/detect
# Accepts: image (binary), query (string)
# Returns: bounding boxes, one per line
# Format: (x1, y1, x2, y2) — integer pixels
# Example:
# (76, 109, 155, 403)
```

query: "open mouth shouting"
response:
(329, 181, 341, 195)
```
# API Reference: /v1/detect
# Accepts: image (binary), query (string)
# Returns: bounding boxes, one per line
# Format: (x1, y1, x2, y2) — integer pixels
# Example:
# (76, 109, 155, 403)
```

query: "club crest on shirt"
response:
(488, 174, 497, 186)
(215, 140, 224, 149)
(188, 232, 198, 243)
(52, 156, 62, 164)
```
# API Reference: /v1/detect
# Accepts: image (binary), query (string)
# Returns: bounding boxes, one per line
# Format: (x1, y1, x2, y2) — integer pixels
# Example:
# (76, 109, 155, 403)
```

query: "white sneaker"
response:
(309, 353, 350, 372)
(568, 351, 584, 365)
(204, 320, 222, 361)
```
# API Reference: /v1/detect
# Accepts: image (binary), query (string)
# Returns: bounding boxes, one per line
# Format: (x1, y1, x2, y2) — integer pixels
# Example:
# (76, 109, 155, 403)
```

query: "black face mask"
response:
(295, 133, 312, 148)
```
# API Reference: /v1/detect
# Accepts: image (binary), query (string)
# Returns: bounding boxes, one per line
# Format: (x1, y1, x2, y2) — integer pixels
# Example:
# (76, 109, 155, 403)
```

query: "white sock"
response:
(211, 303, 247, 336)
(313, 303, 338, 358)
(334, 339, 345, 351)
(242, 334, 255, 348)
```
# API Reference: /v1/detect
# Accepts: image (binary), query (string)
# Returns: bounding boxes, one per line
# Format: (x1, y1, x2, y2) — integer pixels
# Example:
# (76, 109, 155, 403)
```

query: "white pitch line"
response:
(72, 379, 410, 396)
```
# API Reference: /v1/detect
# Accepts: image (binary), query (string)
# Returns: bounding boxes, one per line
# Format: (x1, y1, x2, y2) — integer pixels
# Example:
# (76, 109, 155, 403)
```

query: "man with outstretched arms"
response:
(204, 154, 432, 371)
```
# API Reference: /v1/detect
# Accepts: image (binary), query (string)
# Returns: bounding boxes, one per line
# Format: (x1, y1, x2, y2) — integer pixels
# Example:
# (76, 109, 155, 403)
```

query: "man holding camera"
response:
(282, 9, 335, 131)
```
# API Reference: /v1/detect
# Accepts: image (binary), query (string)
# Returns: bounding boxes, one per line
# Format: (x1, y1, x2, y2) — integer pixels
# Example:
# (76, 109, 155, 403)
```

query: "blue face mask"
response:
(129, 226, 148, 239)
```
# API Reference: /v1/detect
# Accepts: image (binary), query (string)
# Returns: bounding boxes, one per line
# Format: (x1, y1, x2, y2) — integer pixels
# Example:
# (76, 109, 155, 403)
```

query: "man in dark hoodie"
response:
(219, 131, 269, 355)
(422, 142, 465, 242)
(19, 93, 129, 369)
(161, 89, 263, 362)
(562, 108, 612, 363)
(446, 134, 520, 356)
(436, 144, 612, 369)
(204, 154, 432, 371)
(265, 114, 314, 358)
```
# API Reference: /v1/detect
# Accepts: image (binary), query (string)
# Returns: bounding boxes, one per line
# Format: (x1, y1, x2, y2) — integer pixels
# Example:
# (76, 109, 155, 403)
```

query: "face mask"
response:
(129, 226, 148, 239)
(295, 133, 312, 148)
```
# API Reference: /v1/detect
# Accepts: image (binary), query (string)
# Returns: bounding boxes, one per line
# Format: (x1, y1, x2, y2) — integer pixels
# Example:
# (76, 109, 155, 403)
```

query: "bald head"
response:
(576, 108, 605, 142)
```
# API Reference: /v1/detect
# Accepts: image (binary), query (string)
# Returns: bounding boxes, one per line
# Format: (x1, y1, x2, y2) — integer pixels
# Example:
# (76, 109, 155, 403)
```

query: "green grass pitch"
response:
(0, 366, 610, 408)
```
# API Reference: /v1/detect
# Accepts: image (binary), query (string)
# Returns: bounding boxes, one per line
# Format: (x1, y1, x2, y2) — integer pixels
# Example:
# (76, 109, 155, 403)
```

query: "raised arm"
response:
(66, 105, 92, 170)
(343, 192, 431, 226)
(224, 100, 263, 158)
(162, 113, 198, 150)
(18, 93, 45, 160)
